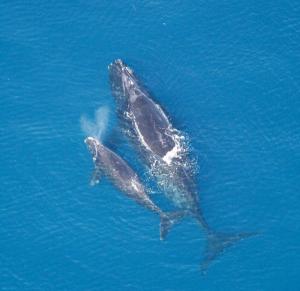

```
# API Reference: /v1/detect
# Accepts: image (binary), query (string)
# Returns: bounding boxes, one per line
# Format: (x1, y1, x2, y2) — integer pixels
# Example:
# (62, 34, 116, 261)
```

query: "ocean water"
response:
(1, 1, 299, 290)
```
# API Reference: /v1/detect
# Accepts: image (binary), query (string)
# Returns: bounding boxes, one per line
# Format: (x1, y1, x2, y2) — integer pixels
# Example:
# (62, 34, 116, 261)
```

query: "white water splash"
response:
(80, 106, 110, 141)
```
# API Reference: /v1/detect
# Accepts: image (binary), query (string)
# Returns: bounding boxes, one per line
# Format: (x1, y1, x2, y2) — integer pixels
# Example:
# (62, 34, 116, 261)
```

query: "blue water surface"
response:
(1, 1, 299, 290)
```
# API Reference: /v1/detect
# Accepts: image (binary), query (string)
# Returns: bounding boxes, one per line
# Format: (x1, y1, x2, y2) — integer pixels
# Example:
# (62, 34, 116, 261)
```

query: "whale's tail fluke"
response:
(201, 231, 258, 273)
(159, 211, 186, 240)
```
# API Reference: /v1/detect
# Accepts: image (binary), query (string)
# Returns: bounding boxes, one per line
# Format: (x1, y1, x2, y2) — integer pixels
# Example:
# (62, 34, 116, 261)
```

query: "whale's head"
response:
(84, 136, 101, 160)
(108, 59, 139, 104)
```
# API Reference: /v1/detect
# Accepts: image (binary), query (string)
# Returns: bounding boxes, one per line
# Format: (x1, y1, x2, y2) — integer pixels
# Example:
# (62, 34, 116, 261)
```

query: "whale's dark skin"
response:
(109, 59, 208, 227)
(108, 59, 256, 271)
(109, 60, 175, 159)
(84, 136, 183, 240)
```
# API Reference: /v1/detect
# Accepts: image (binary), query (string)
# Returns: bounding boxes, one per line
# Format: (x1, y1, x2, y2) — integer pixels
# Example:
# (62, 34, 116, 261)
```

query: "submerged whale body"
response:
(109, 59, 256, 271)
(84, 136, 183, 240)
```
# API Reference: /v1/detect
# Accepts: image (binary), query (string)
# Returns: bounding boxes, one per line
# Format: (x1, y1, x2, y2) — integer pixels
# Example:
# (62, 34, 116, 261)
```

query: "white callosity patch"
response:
(125, 66, 133, 75)
(84, 137, 100, 162)
(122, 70, 138, 103)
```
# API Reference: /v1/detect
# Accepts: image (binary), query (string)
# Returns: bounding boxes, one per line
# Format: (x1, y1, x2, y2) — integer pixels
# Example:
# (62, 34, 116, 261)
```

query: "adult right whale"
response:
(109, 59, 256, 271)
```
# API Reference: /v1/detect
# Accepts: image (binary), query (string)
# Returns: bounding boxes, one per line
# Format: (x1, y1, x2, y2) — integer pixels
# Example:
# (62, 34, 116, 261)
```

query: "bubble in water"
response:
(80, 106, 110, 141)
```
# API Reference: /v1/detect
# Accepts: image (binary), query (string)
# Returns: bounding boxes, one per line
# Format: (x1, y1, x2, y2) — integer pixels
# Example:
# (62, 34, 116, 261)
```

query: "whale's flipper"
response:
(90, 167, 102, 186)
(160, 211, 186, 240)
(201, 231, 258, 273)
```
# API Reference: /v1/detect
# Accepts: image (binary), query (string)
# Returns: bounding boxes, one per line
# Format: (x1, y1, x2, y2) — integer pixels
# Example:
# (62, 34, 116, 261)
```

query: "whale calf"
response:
(109, 59, 256, 270)
(84, 136, 183, 240)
